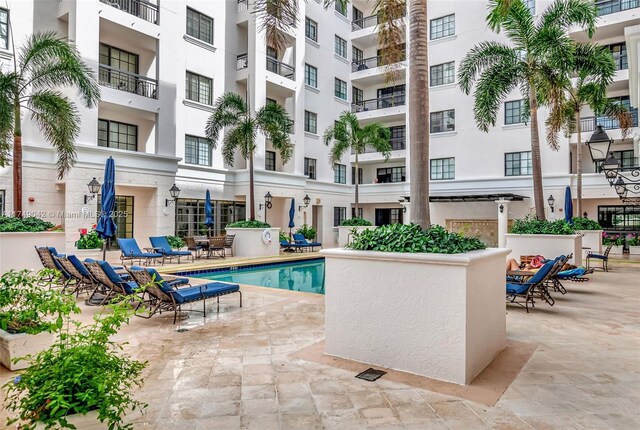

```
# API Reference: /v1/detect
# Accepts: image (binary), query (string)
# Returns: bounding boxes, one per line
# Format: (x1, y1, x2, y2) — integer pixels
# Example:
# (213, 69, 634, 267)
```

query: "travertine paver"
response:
(0, 257, 638, 429)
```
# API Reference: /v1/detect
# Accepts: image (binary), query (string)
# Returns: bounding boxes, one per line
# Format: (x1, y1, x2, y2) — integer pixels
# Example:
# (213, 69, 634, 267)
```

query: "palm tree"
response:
(0, 32, 100, 217)
(206, 92, 293, 220)
(323, 111, 391, 215)
(458, 0, 596, 220)
(544, 43, 633, 216)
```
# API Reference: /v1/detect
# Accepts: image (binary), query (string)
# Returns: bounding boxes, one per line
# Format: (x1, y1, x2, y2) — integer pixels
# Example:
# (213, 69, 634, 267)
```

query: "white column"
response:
(402, 203, 411, 224)
(496, 199, 510, 248)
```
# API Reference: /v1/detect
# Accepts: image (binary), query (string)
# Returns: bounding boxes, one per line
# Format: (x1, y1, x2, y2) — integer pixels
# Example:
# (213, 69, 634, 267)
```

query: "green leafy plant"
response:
(0, 270, 79, 335)
(166, 235, 185, 249)
(3, 298, 147, 430)
(627, 234, 640, 247)
(572, 217, 602, 231)
(75, 230, 103, 250)
(348, 224, 486, 254)
(295, 224, 317, 240)
(0, 217, 55, 232)
(602, 232, 624, 246)
(340, 217, 372, 227)
(279, 231, 289, 243)
(226, 220, 271, 229)
(509, 216, 575, 235)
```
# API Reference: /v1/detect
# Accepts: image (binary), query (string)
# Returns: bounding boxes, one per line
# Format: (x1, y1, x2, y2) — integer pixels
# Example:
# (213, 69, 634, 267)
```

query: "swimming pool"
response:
(184, 258, 325, 294)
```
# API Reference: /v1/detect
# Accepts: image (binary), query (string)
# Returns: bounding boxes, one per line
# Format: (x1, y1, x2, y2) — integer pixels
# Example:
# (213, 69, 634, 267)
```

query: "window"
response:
(375, 208, 403, 226)
(0, 9, 8, 50)
(0, 190, 4, 215)
(352, 167, 363, 184)
(377, 84, 406, 107)
(304, 64, 318, 88)
(526, 0, 535, 14)
(353, 7, 364, 24)
(376, 166, 405, 183)
(305, 17, 318, 42)
(335, 78, 347, 100)
(185, 135, 211, 166)
(430, 158, 455, 180)
(186, 8, 214, 45)
(352, 46, 363, 63)
(598, 205, 640, 231)
(430, 62, 455, 86)
(352, 208, 363, 218)
(185, 71, 212, 105)
(430, 109, 455, 133)
(335, 35, 347, 58)
(597, 96, 637, 129)
(389, 126, 406, 150)
(609, 43, 628, 71)
(98, 119, 137, 151)
(334, 207, 347, 226)
(335, 1, 347, 16)
(505, 100, 526, 125)
(505, 151, 532, 176)
(352, 86, 363, 105)
(96, 195, 134, 247)
(99, 44, 139, 92)
(304, 158, 317, 179)
(304, 111, 317, 134)
(175, 198, 246, 238)
(334, 163, 346, 184)
(264, 151, 276, 171)
(430, 14, 455, 40)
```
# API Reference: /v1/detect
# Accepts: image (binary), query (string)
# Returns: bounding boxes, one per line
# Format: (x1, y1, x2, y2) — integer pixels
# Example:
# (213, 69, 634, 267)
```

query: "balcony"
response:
(237, 0, 249, 12)
(353, 137, 406, 154)
(596, 0, 639, 16)
(237, 53, 248, 70)
(98, 65, 158, 99)
(352, 55, 405, 73)
(352, 9, 406, 31)
(99, 0, 158, 24)
(579, 109, 639, 132)
(266, 57, 295, 80)
(352, 94, 405, 112)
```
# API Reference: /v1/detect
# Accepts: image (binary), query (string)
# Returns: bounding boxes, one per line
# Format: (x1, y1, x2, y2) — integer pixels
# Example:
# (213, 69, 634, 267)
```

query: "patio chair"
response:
(54, 255, 97, 296)
(184, 237, 205, 259)
(117, 238, 163, 265)
(293, 233, 322, 251)
(84, 260, 139, 305)
(224, 234, 236, 257)
(34, 246, 69, 286)
(280, 240, 306, 252)
(546, 254, 571, 295)
(149, 236, 193, 263)
(207, 237, 226, 259)
(556, 266, 593, 283)
(506, 258, 559, 313)
(586, 243, 613, 272)
(127, 266, 242, 324)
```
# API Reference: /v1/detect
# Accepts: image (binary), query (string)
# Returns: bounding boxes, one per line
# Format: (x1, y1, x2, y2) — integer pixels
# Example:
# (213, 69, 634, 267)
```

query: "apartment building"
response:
(0, 0, 637, 250)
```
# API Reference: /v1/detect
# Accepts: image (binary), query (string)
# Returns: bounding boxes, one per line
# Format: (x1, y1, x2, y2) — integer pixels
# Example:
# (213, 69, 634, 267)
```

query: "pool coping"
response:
(172, 256, 325, 277)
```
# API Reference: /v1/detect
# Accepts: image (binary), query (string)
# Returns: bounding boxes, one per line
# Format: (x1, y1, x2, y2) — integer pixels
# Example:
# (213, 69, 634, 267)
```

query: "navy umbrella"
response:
(95, 156, 117, 260)
(288, 198, 296, 240)
(564, 186, 573, 224)
(205, 190, 214, 236)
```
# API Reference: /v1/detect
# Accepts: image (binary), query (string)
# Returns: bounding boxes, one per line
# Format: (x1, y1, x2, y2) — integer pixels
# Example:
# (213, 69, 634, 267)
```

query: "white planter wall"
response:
(321, 247, 509, 385)
(577, 230, 602, 260)
(224, 228, 281, 258)
(505, 234, 582, 266)
(0, 329, 55, 371)
(337, 225, 376, 247)
(0, 232, 66, 274)
(629, 246, 640, 255)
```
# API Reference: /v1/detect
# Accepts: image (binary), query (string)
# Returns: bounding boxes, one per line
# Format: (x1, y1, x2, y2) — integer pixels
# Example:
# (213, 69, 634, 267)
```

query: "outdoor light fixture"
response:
(299, 194, 311, 211)
(399, 196, 409, 213)
(547, 194, 555, 212)
(499, 204, 504, 213)
(259, 191, 273, 211)
(602, 154, 620, 185)
(583, 211, 588, 217)
(165, 184, 181, 207)
(586, 125, 613, 166)
(84, 177, 101, 204)
(614, 177, 627, 199)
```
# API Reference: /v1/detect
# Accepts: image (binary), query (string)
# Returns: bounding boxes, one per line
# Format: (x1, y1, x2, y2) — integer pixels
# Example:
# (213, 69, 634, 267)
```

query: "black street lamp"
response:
(299, 194, 311, 211)
(547, 194, 555, 213)
(165, 184, 181, 207)
(585, 125, 613, 166)
(84, 177, 101, 204)
(602, 154, 620, 185)
(260, 192, 273, 222)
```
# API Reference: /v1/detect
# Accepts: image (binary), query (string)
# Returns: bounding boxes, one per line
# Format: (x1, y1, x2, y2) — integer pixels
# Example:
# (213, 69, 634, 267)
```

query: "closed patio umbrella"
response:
(94, 156, 117, 261)
(564, 186, 573, 224)
(288, 198, 296, 240)
(205, 190, 214, 236)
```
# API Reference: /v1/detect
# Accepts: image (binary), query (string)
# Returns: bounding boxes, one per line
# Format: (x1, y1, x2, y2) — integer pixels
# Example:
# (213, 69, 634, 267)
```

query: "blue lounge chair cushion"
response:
(84, 258, 124, 272)
(505, 259, 557, 295)
(118, 238, 163, 259)
(47, 247, 65, 257)
(97, 260, 137, 294)
(588, 254, 607, 260)
(67, 255, 91, 277)
(149, 236, 193, 257)
(506, 283, 530, 295)
(134, 267, 189, 289)
(293, 234, 321, 247)
(557, 267, 587, 278)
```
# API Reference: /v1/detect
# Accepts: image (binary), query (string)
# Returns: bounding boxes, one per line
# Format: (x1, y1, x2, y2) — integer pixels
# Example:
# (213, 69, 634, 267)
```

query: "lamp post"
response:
(165, 184, 181, 207)
(547, 194, 555, 213)
(260, 192, 273, 223)
(84, 178, 101, 204)
(586, 125, 614, 167)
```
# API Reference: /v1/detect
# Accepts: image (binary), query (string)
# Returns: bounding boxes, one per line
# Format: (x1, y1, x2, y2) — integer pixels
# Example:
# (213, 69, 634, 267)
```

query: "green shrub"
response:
(226, 220, 271, 228)
(572, 217, 601, 231)
(76, 231, 103, 249)
(0, 217, 55, 233)
(348, 223, 486, 254)
(602, 232, 624, 246)
(509, 216, 575, 235)
(279, 231, 289, 243)
(166, 235, 185, 249)
(627, 234, 640, 246)
(295, 224, 317, 239)
(340, 217, 372, 227)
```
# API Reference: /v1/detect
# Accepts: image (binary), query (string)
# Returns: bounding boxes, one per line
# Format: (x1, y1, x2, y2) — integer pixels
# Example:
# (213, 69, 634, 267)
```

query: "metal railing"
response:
(266, 57, 295, 80)
(99, 0, 158, 24)
(353, 137, 405, 154)
(352, 55, 405, 72)
(579, 109, 639, 132)
(98, 65, 158, 99)
(596, 0, 639, 16)
(351, 9, 405, 31)
(237, 53, 248, 70)
(351, 94, 405, 112)
(238, 0, 249, 13)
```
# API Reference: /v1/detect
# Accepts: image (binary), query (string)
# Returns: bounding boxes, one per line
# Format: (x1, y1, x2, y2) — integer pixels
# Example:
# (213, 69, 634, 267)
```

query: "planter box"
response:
(576, 230, 602, 260)
(320, 247, 510, 385)
(36, 411, 106, 430)
(0, 232, 65, 274)
(505, 234, 582, 266)
(629, 246, 640, 255)
(0, 329, 55, 371)
(224, 228, 281, 258)
(337, 226, 376, 247)
(608, 245, 624, 255)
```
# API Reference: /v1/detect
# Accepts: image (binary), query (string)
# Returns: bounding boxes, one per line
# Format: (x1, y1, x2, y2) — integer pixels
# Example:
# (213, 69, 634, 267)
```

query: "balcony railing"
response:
(99, 65, 158, 99)
(266, 57, 295, 80)
(237, 53, 248, 70)
(351, 94, 405, 112)
(99, 0, 158, 24)
(352, 55, 405, 72)
(351, 9, 405, 31)
(353, 137, 405, 154)
(579, 109, 639, 132)
(238, 0, 249, 13)
(596, 0, 639, 16)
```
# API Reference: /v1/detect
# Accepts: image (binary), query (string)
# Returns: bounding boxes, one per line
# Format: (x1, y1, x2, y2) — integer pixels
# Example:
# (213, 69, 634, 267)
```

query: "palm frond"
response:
(574, 43, 616, 88)
(221, 119, 257, 166)
(206, 92, 248, 145)
(0, 72, 16, 167)
(255, 0, 299, 51)
(360, 122, 392, 159)
(598, 100, 634, 139)
(486, 0, 535, 49)
(458, 41, 520, 95)
(538, 0, 596, 37)
(375, 0, 406, 84)
(256, 102, 293, 163)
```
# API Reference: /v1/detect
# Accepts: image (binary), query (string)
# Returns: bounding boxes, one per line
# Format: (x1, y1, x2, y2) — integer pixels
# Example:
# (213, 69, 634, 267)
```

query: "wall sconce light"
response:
(547, 194, 555, 213)
(165, 183, 181, 207)
(84, 177, 101, 204)
(499, 204, 504, 213)
(583, 211, 588, 218)
(259, 191, 273, 211)
(299, 194, 311, 211)
(398, 196, 408, 213)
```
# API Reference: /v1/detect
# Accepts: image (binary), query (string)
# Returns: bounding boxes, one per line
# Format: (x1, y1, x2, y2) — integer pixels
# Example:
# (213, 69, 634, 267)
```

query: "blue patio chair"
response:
(34, 246, 69, 285)
(117, 238, 163, 265)
(54, 254, 96, 296)
(506, 258, 559, 313)
(280, 240, 306, 252)
(586, 243, 613, 272)
(293, 233, 322, 251)
(149, 236, 193, 263)
(83, 260, 140, 305)
(127, 266, 242, 324)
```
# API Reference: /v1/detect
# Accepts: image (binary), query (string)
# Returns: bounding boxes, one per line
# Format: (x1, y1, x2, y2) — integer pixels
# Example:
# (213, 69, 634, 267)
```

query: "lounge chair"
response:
(127, 266, 242, 324)
(149, 236, 193, 263)
(34, 246, 69, 286)
(556, 266, 592, 282)
(280, 240, 306, 252)
(185, 237, 205, 259)
(506, 258, 559, 313)
(293, 233, 322, 251)
(546, 254, 571, 295)
(84, 260, 139, 305)
(586, 243, 613, 272)
(207, 237, 226, 259)
(117, 238, 163, 265)
(54, 255, 97, 296)
(224, 234, 236, 257)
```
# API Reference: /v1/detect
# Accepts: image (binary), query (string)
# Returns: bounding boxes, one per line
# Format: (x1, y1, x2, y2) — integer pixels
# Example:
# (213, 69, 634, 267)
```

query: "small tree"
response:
(206, 92, 293, 220)
(323, 111, 391, 215)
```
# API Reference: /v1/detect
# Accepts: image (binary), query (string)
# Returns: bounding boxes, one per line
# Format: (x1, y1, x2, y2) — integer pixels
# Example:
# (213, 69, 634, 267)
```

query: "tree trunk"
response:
(354, 153, 359, 217)
(408, 0, 430, 228)
(13, 102, 22, 218)
(575, 109, 582, 218)
(529, 84, 546, 220)
(249, 152, 255, 221)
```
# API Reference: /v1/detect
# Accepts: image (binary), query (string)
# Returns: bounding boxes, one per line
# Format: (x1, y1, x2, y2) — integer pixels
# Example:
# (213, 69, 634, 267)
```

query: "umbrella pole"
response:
(102, 240, 107, 261)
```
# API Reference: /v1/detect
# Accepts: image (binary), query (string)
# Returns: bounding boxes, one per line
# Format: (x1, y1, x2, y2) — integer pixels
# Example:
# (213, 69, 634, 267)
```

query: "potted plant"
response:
(166, 235, 185, 250)
(602, 232, 624, 255)
(626, 234, 640, 255)
(337, 218, 375, 247)
(0, 269, 79, 371)
(0, 217, 65, 275)
(225, 220, 280, 258)
(295, 224, 317, 241)
(74, 225, 105, 260)
(3, 299, 147, 429)
(572, 217, 603, 256)
(505, 216, 582, 265)
(322, 224, 509, 385)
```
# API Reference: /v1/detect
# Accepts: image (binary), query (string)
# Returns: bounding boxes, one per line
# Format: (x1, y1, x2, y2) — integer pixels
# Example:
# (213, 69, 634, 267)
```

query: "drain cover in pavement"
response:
(355, 368, 386, 382)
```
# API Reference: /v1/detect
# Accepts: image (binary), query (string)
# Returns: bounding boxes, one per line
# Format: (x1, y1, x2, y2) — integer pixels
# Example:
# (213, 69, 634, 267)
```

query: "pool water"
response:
(188, 258, 325, 294)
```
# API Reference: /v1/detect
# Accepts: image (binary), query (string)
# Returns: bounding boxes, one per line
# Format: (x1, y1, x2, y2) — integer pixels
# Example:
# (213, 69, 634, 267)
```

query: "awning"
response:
(429, 193, 528, 203)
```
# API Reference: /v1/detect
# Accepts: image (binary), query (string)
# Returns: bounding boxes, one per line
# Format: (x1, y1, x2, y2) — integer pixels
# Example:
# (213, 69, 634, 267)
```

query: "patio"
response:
(1, 256, 639, 429)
